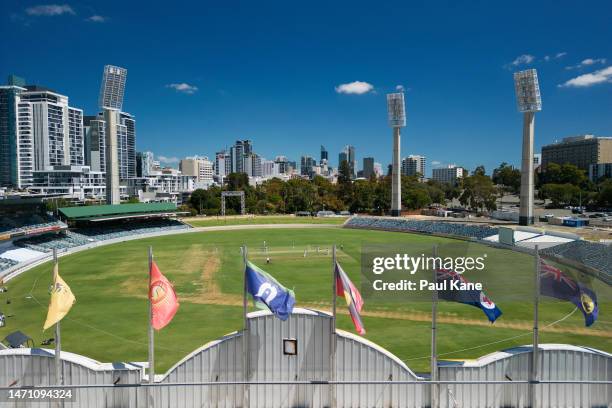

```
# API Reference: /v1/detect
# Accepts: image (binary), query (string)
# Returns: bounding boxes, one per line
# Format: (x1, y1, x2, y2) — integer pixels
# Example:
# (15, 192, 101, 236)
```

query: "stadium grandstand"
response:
(344, 216, 499, 240)
(0, 202, 190, 275)
(346, 215, 612, 286)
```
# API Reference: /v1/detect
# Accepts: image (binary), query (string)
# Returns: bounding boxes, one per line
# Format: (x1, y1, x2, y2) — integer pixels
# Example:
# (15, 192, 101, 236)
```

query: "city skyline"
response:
(2, 1, 612, 176)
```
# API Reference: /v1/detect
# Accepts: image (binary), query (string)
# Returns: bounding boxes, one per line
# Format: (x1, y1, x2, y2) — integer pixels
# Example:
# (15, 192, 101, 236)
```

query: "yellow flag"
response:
(43, 263, 75, 330)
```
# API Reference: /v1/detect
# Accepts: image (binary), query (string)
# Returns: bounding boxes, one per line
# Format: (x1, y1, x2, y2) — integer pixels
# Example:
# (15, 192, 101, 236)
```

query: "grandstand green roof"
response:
(58, 203, 177, 221)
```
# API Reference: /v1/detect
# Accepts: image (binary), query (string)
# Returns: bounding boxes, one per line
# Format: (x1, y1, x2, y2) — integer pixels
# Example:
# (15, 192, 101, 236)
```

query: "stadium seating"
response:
(0, 258, 19, 273)
(542, 240, 612, 279)
(14, 219, 190, 254)
(345, 216, 499, 240)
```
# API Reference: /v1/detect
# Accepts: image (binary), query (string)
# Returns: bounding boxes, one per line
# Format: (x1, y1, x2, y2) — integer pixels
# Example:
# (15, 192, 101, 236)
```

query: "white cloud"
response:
(510, 54, 535, 66)
(559, 66, 612, 88)
(25, 4, 75, 16)
(166, 83, 198, 94)
(157, 155, 179, 164)
(543, 55, 550, 62)
(566, 58, 607, 70)
(335, 81, 374, 95)
(555, 52, 567, 59)
(86, 15, 106, 22)
(431, 160, 442, 166)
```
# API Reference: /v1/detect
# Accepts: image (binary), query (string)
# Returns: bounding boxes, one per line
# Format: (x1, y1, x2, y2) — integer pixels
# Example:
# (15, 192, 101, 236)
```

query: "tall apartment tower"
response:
(99, 65, 127, 110)
(0, 79, 24, 187)
(402, 155, 426, 180)
(320, 145, 328, 162)
(93, 65, 135, 181)
(0, 78, 84, 189)
(363, 157, 375, 179)
(338, 145, 356, 178)
(230, 140, 253, 174)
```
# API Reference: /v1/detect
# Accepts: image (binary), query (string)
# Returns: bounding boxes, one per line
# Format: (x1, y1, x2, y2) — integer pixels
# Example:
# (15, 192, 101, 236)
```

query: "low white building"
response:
(28, 165, 105, 199)
(126, 168, 196, 204)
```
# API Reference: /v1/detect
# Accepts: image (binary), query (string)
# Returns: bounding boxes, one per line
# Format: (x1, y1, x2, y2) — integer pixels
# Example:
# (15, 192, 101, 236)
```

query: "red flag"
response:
(335, 262, 366, 335)
(149, 261, 179, 330)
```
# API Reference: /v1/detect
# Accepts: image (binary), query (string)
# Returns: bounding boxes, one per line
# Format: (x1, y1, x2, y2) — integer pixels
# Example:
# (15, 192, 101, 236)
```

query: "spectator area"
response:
(542, 240, 612, 282)
(345, 216, 499, 240)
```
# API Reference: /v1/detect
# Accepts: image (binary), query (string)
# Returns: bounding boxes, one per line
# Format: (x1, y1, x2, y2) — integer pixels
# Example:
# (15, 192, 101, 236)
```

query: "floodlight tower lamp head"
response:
(387, 92, 406, 128)
(514, 69, 542, 113)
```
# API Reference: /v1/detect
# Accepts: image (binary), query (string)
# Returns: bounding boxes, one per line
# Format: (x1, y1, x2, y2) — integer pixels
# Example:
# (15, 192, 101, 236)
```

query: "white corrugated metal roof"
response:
(0, 348, 145, 371)
(440, 343, 612, 367)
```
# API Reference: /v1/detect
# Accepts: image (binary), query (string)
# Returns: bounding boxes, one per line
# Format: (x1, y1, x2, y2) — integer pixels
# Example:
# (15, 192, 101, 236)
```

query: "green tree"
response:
(337, 160, 353, 206)
(598, 179, 612, 207)
(459, 174, 497, 211)
(226, 172, 249, 191)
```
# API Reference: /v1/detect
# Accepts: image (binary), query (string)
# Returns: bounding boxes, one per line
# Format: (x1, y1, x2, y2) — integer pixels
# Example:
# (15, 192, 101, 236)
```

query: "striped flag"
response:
(335, 262, 365, 335)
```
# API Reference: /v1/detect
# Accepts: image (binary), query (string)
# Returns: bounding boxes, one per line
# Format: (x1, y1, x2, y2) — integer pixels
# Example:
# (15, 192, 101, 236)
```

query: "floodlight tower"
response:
(514, 69, 542, 226)
(387, 92, 406, 217)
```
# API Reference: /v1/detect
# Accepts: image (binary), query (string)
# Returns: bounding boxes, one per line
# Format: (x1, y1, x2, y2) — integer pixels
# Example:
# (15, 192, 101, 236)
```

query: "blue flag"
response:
(436, 269, 502, 323)
(246, 261, 295, 321)
(540, 260, 598, 327)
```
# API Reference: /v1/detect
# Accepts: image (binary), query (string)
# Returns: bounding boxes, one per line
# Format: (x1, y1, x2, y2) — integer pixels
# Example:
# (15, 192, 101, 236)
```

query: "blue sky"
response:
(2, 1, 611, 176)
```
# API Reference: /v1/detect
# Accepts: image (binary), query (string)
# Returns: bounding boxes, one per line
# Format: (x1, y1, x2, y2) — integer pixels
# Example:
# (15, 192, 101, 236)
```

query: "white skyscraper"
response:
(9, 86, 85, 187)
(402, 155, 426, 180)
(98, 65, 127, 110)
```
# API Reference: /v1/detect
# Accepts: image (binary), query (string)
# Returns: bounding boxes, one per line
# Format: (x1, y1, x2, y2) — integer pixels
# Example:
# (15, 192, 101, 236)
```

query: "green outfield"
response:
(0, 227, 609, 373)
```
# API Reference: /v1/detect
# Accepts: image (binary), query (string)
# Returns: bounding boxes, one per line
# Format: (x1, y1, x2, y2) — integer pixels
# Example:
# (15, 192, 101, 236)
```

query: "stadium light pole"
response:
(513, 69, 542, 226)
(387, 92, 406, 217)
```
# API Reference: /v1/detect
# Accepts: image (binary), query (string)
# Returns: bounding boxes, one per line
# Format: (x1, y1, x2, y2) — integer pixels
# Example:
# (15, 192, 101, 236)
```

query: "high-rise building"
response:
(401, 155, 426, 180)
(300, 155, 317, 177)
(339, 145, 356, 178)
(274, 156, 290, 174)
(85, 110, 136, 180)
(541, 135, 612, 171)
(215, 150, 232, 177)
(98, 65, 127, 110)
(230, 140, 253, 174)
(245, 153, 262, 177)
(0, 81, 24, 188)
(362, 157, 375, 179)
(0, 79, 85, 189)
(432, 165, 463, 185)
(320, 145, 328, 162)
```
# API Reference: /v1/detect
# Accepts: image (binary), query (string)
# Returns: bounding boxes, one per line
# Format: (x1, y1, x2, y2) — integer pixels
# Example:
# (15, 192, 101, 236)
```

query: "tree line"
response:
(185, 160, 612, 216)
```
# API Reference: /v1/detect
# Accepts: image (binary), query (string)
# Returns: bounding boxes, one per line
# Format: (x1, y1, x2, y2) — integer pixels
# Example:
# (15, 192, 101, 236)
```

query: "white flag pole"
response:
(242, 245, 249, 408)
(531, 245, 540, 408)
(148, 246, 154, 387)
(52, 248, 61, 386)
(430, 244, 439, 408)
(330, 245, 337, 408)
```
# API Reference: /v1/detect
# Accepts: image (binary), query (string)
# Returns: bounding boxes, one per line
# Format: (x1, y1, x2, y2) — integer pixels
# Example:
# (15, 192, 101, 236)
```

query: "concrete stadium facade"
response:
(0, 309, 610, 407)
